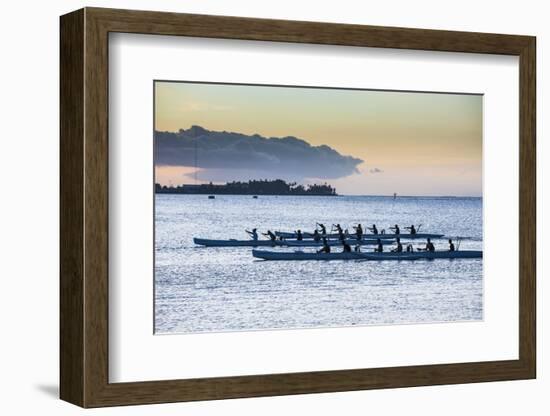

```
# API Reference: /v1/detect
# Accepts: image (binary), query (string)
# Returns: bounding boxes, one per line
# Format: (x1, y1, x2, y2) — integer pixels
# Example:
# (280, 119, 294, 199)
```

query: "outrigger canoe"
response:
(275, 231, 444, 240)
(252, 249, 482, 261)
(193, 237, 394, 247)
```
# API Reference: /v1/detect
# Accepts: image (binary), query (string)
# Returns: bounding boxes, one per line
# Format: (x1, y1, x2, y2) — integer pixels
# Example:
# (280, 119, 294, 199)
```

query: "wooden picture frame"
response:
(60, 7, 536, 408)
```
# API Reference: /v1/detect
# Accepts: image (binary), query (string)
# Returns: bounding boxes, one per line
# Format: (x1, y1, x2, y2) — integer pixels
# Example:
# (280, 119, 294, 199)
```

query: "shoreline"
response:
(155, 192, 482, 199)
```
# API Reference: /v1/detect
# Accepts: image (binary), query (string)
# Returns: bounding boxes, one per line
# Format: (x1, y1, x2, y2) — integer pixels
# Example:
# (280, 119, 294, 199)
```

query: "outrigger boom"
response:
(274, 231, 444, 240)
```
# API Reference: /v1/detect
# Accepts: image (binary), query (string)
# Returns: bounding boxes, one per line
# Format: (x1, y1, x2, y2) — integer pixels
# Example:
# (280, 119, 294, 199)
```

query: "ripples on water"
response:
(155, 195, 483, 334)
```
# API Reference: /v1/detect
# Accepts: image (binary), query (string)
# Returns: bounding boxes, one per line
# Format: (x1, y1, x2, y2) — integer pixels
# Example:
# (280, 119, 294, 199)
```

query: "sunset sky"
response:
(154, 81, 482, 196)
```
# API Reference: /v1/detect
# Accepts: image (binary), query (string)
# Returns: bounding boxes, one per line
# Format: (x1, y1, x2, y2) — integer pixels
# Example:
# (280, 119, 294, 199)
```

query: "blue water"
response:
(155, 195, 483, 334)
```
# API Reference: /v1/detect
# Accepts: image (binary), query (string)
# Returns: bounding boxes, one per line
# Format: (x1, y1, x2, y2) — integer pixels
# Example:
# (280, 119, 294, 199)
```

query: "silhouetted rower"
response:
(448, 239, 455, 252)
(405, 225, 417, 235)
(246, 228, 258, 241)
(354, 224, 363, 240)
(391, 238, 403, 253)
(262, 230, 276, 241)
(418, 238, 435, 252)
(367, 224, 378, 235)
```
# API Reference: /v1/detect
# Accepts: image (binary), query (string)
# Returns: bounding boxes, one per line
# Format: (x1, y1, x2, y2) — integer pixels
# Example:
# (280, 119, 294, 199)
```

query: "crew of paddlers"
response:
(194, 222, 478, 261)
(246, 223, 456, 254)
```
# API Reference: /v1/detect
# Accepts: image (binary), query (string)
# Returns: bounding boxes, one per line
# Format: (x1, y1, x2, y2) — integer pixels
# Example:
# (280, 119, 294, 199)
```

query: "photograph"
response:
(153, 80, 484, 334)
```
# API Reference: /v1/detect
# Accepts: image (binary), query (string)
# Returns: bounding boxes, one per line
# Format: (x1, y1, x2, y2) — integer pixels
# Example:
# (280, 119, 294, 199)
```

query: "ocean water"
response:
(155, 194, 483, 334)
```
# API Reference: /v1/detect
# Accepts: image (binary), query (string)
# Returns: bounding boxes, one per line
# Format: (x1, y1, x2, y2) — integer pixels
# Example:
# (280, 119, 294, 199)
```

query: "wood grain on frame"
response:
(60, 7, 536, 408)
(60, 8, 85, 406)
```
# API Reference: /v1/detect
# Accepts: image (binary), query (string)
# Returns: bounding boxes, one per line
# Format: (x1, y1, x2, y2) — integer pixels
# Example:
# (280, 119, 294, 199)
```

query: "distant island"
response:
(155, 179, 337, 196)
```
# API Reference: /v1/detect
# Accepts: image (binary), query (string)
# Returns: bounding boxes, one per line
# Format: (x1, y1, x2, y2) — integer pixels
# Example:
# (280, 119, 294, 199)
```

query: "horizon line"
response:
(155, 183, 481, 198)
(156, 191, 482, 198)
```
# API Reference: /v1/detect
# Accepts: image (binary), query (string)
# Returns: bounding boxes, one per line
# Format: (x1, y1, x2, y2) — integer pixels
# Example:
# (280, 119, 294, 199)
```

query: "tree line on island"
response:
(155, 179, 337, 196)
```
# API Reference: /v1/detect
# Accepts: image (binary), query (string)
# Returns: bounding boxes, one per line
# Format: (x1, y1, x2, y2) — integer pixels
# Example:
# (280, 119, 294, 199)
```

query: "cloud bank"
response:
(155, 126, 363, 181)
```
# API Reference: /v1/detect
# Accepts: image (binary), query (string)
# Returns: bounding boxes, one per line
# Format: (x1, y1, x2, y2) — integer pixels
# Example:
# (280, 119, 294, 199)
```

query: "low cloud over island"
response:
(155, 126, 363, 182)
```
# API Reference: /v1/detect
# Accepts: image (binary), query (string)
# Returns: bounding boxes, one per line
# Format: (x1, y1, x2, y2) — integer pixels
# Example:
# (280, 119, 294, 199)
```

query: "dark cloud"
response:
(369, 168, 383, 174)
(155, 126, 363, 181)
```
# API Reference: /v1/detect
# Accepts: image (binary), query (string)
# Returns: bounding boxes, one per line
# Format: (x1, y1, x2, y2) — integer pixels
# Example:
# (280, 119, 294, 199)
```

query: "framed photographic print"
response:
(60, 7, 536, 408)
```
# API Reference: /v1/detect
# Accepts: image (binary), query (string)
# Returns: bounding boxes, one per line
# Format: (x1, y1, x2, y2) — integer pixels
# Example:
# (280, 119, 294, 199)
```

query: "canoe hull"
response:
(194, 238, 394, 247)
(252, 249, 482, 261)
(194, 238, 278, 247)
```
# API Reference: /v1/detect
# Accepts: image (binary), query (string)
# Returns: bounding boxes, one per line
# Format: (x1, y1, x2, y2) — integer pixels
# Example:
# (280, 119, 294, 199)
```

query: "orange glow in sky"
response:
(155, 81, 482, 196)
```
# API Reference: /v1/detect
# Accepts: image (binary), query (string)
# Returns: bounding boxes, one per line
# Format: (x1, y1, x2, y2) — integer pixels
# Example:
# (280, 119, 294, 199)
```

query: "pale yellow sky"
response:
(155, 81, 482, 196)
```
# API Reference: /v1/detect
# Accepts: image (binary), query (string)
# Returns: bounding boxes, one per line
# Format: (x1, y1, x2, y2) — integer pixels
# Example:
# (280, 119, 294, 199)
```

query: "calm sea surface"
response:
(155, 194, 483, 334)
